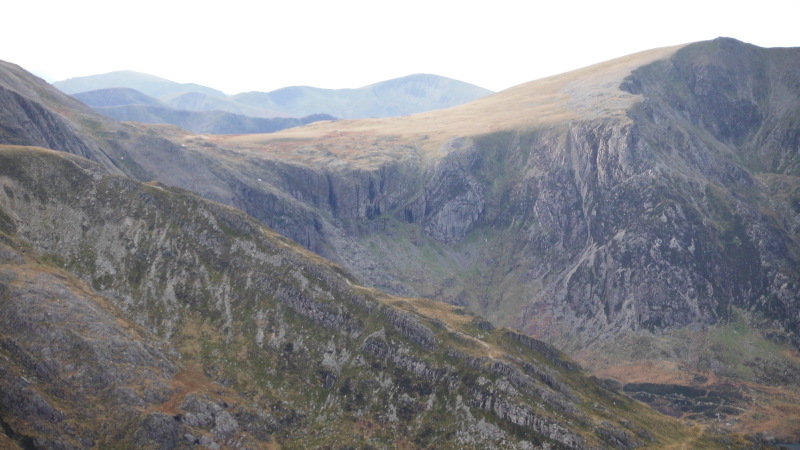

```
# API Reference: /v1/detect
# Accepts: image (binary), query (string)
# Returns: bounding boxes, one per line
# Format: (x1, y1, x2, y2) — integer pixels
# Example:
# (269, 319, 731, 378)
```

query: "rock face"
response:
(0, 85, 95, 157)
(121, 38, 800, 360)
(0, 147, 705, 449)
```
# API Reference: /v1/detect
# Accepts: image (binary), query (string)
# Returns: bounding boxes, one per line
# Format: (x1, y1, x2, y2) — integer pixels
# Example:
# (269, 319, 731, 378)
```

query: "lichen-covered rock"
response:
(132, 412, 181, 450)
(384, 308, 437, 351)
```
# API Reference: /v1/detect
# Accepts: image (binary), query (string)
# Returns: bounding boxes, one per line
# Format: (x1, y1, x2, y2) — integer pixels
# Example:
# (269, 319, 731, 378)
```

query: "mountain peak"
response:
(53, 70, 227, 99)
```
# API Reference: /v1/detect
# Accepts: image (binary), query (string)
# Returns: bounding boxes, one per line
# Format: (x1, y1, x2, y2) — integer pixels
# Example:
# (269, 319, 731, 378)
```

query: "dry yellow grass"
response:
(213, 43, 687, 163)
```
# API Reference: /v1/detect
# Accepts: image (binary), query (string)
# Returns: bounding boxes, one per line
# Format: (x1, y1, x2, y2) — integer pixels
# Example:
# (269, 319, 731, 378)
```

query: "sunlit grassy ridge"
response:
(216, 44, 686, 159)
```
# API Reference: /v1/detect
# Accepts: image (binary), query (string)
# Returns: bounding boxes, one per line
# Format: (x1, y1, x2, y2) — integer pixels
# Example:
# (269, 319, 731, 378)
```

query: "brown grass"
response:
(213, 44, 687, 161)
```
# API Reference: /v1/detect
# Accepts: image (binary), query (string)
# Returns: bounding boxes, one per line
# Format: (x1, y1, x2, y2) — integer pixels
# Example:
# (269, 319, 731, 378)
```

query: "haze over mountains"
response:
(2, 37, 800, 449)
(55, 70, 495, 119)
(53, 70, 228, 98)
(72, 88, 336, 135)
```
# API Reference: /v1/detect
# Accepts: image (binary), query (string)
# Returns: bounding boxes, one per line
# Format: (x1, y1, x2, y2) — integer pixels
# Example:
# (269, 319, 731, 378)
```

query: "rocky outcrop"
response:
(420, 138, 486, 243)
(0, 85, 94, 158)
(0, 242, 176, 449)
(507, 331, 582, 373)
(466, 384, 588, 450)
(384, 308, 438, 351)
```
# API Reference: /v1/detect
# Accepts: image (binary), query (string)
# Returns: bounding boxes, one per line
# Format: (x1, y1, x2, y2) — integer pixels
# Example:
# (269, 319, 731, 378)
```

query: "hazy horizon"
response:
(4, 0, 800, 95)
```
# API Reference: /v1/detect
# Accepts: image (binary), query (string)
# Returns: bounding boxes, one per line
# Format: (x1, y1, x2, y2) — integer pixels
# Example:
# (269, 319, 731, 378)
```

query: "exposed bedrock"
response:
(202, 40, 800, 355)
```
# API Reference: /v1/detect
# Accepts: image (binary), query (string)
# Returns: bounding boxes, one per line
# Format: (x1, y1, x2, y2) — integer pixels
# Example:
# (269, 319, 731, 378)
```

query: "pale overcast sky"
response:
(3, 0, 799, 94)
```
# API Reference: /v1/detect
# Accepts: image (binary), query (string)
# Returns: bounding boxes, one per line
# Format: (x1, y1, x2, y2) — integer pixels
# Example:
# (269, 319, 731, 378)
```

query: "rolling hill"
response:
(54, 71, 494, 120)
(93, 104, 335, 134)
(53, 70, 227, 98)
(69, 87, 327, 134)
(230, 73, 495, 119)
(161, 91, 292, 119)
(72, 86, 168, 107)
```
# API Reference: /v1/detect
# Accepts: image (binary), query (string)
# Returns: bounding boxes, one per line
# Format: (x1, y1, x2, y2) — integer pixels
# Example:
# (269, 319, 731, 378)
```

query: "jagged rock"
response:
(384, 309, 437, 351)
(211, 411, 238, 441)
(422, 138, 486, 243)
(132, 412, 181, 450)
(506, 331, 581, 372)
(0, 85, 94, 159)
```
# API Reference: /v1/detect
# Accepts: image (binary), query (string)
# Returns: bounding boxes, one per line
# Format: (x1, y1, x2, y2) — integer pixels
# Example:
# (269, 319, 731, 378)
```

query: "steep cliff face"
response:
(112, 40, 800, 437)
(0, 85, 96, 157)
(177, 39, 800, 358)
(0, 146, 717, 450)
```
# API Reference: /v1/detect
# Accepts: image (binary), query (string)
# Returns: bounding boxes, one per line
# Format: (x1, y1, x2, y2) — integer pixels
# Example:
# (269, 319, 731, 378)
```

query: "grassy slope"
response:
(217, 44, 685, 157)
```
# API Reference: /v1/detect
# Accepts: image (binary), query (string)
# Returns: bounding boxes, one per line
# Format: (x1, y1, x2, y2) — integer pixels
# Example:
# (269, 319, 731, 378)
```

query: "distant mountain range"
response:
(72, 87, 330, 134)
(54, 71, 494, 120)
(160, 91, 290, 119)
(53, 70, 227, 98)
(229, 74, 495, 119)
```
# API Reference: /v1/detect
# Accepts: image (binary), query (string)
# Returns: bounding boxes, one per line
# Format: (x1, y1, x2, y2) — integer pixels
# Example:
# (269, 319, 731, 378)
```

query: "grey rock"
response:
(384, 308, 437, 351)
(211, 410, 238, 441)
(132, 412, 180, 450)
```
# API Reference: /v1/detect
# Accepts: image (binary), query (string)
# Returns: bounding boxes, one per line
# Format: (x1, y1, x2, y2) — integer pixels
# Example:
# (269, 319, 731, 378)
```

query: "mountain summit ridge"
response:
(53, 69, 228, 98)
(53, 71, 494, 120)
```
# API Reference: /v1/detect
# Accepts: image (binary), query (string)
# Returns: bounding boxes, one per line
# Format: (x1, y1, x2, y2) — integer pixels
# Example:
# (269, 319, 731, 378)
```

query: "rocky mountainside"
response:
(53, 38, 798, 438)
(147, 38, 800, 359)
(2, 38, 800, 443)
(0, 145, 726, 450)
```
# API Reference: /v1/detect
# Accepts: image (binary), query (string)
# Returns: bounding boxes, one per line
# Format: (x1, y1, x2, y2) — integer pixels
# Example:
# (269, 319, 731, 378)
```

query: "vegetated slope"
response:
(53, 70, 226, 98)
(0, 145, 722, 450)
(72, 87, 168, 107)
(230, 73, 494, 119)
(162, 91, 293, 119)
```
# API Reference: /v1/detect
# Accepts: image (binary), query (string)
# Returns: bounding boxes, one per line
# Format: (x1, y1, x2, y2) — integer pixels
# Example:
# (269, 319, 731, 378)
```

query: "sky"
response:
(3, 0, 799, 95)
